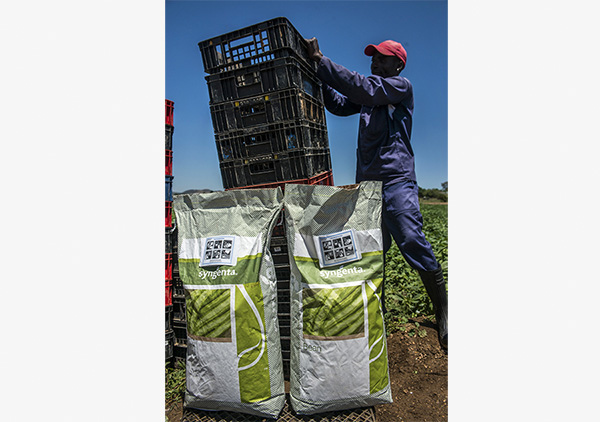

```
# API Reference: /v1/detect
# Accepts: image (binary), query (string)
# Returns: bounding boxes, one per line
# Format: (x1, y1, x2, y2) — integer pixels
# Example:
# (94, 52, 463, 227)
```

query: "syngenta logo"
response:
(319, 266, 364, 278)
(198, 268, 237, 280)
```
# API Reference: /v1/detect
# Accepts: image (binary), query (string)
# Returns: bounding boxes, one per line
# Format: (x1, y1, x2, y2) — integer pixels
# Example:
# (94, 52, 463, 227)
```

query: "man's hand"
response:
(305, 37, 323, 63)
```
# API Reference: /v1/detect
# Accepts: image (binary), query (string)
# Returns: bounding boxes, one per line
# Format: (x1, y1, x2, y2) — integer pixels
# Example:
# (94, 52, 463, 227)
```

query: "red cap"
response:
(364, 40, 407, 66)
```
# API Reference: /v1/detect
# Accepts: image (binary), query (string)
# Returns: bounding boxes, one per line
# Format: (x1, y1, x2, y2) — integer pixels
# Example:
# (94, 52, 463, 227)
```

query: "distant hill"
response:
(174, 189, 217, 196)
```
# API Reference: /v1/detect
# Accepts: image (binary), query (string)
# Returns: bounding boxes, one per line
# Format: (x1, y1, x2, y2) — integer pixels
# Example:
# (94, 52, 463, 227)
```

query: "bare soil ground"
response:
(375, 316, 448, 422)
(166, 316, 447, 422)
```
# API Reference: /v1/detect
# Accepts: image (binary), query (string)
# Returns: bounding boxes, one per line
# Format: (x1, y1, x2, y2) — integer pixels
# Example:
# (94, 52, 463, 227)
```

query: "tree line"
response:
(418, 181, 448, 202)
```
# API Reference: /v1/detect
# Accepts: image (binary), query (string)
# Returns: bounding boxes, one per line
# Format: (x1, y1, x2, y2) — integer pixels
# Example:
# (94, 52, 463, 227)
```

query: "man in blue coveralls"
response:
(306, 37, 448, 349)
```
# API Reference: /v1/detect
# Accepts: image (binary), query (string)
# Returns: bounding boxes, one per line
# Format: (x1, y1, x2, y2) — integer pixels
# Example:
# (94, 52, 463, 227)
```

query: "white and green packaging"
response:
(173, 188, 285, 419)
(283, 181, 392, 414)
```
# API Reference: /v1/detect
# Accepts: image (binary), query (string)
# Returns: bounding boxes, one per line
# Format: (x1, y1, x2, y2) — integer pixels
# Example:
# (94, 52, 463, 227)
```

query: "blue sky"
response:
(166, 0, 447, 192)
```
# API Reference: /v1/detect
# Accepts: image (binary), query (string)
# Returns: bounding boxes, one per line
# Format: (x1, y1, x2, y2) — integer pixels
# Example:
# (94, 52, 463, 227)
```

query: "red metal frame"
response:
(225, 169, 334, 191)
(165, 281, 173, 306)
(165, 99, 174, 126)
(165, 201, 173, 228)
(165, 149, 173, 176)
(165, 253, 173, 281)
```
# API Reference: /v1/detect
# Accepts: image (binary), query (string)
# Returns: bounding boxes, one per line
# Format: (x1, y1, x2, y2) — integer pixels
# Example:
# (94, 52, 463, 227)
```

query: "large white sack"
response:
(284, 181, 392, 414)
(173, 188, 285, 419)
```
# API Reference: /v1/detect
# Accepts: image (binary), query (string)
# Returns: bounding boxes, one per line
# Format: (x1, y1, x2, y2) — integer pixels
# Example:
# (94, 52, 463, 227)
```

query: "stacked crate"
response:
(164, 99, 187, 363)
(198, 18, 334, 380)
(171, 223, 187, 364)
(165, 99, 175, 363)
(198, 17, 333, 190)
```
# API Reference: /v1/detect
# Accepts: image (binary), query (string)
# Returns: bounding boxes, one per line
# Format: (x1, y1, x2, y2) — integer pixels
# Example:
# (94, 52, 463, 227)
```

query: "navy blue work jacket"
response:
(316, 56, 416, 184)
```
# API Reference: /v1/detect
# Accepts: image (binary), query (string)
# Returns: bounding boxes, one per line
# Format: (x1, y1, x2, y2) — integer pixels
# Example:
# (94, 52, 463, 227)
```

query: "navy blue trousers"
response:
(381, 180, 440, 272)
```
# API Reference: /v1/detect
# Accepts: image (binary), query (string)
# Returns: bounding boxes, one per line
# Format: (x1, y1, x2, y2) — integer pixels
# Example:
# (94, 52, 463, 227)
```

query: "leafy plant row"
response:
(383, 204, 448, 333)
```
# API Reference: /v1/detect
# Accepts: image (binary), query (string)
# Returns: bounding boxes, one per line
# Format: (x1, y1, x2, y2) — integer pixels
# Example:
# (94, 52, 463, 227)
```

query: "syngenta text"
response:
(198, 268, 237, 280)
(319, 266, 364, 278)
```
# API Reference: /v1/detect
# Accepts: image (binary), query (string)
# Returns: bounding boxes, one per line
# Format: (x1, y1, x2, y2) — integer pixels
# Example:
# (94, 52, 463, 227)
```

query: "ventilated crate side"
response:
(165, 329, 174, 360)
(210, 89, 326, 133)
(165, 227, 173, 252)
(215, 119, 329, 162)
(198, 17, 315, 75)
(173, 321, 187, 346)
(205, 56, 322, 104)
(172, 297, 186, 323)
(165, 306, 173, 332)
(173, 276, 184, 299)
(219, 149, 331, 189)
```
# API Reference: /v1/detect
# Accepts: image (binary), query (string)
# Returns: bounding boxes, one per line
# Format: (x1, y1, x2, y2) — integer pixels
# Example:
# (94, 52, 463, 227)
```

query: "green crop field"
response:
(383, 203, 448, 333)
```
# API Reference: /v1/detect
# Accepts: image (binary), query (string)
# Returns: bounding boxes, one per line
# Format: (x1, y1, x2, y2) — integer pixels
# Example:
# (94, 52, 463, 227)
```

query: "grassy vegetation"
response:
(165, 360, 186, 407)
(383, 203, 448, 333)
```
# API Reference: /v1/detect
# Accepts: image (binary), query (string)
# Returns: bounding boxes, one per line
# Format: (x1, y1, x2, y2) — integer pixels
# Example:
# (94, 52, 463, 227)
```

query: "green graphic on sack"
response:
(302, 285, 365, 340)
(366, 278, 389, 393)
(185, 288, 232, 341)
(235, 282, 271, 403)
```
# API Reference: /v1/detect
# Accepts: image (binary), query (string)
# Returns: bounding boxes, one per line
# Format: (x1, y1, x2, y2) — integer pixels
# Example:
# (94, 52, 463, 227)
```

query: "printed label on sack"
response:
(200, 236, 236, 267)
(313, 229, 361, 268)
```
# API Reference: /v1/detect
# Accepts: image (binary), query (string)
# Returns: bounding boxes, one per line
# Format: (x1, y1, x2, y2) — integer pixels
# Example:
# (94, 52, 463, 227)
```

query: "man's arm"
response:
(306, 37, 410, 107)
(318, 56, 411, 107)
(306, 37, 360, 116)
(322, 82, 362, 116)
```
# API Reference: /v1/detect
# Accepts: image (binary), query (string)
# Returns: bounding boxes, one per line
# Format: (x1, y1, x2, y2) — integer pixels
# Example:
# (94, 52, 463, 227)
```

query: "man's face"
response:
(371, 51, 403, 78)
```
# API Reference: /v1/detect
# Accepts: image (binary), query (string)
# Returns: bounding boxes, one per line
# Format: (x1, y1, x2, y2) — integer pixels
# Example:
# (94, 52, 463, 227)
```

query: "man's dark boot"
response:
(418, 266, 448, 349)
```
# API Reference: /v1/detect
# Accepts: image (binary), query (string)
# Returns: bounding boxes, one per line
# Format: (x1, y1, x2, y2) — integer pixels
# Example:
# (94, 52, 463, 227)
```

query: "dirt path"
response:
(376, 317, 448, 421)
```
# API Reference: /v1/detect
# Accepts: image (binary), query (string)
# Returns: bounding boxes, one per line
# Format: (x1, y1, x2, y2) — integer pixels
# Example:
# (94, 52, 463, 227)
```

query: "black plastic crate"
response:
(171, 225, 178, 255)
(269, 234, 288, 266)
(198, 17, 315, 75)
(173, 297, 186, 323)
(278, 314, 291, 338)
(206, 56, 321, 104)
(277, 287, 291, 305)
(278, 299, 291, 315)
(272, 213, 286, 237)
(165, 124, 174, 150)
(277, 280, 290, 293)
(173, 254, 179, 278)
(275, 264, 290, 282)
(219, 148, 331, 189)
(270, 245, 289, 266)
(165, 329, 174, 360)
(173, 276, 184, 299)
(210, 89, 326, 134)
(174, 343, 187, 362)
(165, 227, 174, 252)
(280, 337, 290, 359)
(166, 305, 173, 332)
(216, 119, 329, 162)
(173, 321, 187, 346)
